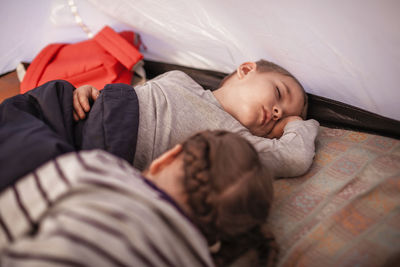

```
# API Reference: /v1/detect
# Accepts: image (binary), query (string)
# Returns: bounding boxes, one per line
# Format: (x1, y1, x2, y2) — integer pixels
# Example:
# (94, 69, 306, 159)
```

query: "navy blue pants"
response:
(0, 80, 139, 192)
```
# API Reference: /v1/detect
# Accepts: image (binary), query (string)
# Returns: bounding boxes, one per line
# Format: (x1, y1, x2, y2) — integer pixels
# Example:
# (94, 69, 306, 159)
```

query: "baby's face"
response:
(231, 71, 304, 137)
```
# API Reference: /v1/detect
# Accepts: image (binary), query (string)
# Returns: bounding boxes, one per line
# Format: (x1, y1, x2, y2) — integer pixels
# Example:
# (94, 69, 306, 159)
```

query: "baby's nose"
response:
(272, 106, 282, 120)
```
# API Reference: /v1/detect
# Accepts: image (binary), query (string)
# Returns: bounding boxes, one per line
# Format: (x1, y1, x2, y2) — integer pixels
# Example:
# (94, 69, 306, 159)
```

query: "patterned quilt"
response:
(267, 126, 400, 267)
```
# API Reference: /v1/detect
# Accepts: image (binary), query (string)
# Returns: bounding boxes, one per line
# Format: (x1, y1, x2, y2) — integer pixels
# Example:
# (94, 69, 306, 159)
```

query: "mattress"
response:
(266, 126, 400, 267)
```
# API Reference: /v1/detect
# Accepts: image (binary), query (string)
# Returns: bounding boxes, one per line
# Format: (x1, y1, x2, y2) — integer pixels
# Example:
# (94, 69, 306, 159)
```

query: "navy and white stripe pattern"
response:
(0, 150, 214, 267)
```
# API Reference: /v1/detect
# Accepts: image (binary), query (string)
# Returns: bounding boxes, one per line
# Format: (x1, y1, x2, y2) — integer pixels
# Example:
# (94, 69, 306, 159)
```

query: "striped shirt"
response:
(0, 150, 214, 267)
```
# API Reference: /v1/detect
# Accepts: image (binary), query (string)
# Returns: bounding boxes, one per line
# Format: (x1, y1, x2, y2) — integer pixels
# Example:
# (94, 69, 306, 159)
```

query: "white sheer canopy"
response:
(1, 0, 399, 120)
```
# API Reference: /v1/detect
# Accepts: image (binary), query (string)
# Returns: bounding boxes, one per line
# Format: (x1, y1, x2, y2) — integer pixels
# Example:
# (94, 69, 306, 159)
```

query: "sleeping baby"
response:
(73, 59, 319, 178)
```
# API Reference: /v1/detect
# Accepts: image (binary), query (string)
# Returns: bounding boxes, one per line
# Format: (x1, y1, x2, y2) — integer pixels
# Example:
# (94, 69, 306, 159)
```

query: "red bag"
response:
(20, 26, 143, 93)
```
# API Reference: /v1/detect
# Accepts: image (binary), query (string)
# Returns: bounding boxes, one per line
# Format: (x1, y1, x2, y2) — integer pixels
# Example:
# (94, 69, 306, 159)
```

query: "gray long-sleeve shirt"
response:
(133, 70, 319, 177)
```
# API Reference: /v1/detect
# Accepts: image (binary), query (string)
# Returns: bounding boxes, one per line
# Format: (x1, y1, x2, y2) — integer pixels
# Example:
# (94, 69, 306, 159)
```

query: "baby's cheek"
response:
(238, 109, 258, 128)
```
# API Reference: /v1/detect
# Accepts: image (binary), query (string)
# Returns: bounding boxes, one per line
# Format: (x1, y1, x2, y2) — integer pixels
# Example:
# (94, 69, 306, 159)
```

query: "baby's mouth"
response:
(261, 108, 269, 126)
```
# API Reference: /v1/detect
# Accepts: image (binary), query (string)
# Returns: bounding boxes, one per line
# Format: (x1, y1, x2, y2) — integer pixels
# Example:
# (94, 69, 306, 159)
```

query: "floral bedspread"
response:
(267, 127, 400, 267)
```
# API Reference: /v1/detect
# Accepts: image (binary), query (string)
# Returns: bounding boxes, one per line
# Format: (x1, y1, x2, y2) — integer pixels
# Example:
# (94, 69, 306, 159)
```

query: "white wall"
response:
(1, 0, 400, 121)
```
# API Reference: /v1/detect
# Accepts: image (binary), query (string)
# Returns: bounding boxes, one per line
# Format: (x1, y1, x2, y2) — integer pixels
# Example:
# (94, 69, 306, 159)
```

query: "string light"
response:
(67, 0, 94, 38)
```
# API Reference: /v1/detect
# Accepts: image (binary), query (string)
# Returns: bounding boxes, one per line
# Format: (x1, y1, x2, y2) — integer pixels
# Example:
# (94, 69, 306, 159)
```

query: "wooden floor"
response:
(0, 70, 20, 103)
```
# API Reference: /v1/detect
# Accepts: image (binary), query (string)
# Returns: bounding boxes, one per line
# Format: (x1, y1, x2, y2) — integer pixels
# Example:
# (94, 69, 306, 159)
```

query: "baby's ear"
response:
(237, 62, 257, 79)
(148, 144, 183, 174)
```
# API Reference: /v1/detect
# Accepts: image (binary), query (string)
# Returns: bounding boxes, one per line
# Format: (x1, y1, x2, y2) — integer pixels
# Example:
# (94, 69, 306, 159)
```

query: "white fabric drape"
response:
(1, 0, 400, 120)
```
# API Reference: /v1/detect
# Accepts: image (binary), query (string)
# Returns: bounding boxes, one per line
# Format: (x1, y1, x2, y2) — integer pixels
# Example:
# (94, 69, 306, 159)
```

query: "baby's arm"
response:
(254, 119, 319, 178)
(73, 85, 100, 121)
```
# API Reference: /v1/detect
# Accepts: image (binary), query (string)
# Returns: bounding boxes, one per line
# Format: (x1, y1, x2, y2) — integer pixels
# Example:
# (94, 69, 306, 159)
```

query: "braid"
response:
(181, 130, 277, 266)
(182, 132, 219, 245)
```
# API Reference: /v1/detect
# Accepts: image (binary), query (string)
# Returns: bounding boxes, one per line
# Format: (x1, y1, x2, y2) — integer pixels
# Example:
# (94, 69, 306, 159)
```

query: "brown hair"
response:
(181, 130, 278, 266)
(220, 59, 308, 119)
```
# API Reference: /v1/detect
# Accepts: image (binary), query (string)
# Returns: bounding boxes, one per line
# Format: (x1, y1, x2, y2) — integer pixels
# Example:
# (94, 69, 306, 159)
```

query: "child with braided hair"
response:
(144, 130, 278, 266)
(0, 130, 277, 267)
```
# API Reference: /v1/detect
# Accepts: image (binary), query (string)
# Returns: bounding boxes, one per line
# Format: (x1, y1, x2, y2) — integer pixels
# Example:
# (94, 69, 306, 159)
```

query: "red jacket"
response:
(20, 26, 143, 93)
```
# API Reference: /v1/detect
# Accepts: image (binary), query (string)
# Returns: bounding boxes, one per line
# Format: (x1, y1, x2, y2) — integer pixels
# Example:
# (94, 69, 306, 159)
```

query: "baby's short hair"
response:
(220, 59, 308, 119)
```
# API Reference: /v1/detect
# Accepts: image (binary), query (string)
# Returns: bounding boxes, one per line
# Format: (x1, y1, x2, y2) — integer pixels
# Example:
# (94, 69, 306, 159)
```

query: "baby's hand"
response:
(266, 116, 302, 139)
(73, 85, 100, 121)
